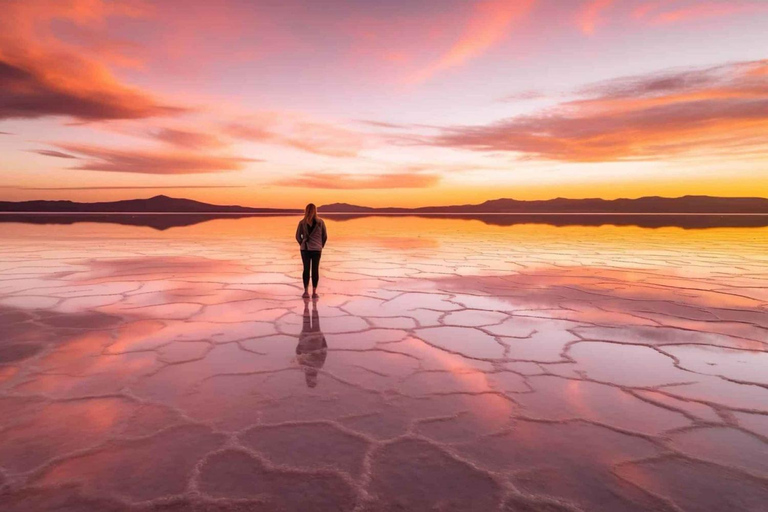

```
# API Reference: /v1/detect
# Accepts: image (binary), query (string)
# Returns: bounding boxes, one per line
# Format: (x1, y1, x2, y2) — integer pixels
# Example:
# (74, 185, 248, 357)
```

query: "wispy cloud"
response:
(355, 120, 414, 130)
(407, 0, 536, 84)
(427, 59, 768, 162)
(577, 0, 615, 35)
(276, 172, 440, 189)
(30, 149, 78, 159)
(53, 144, 258, 174)
(573, 59, 768, 109)
(225, 113, 366, 157)
(10, 185, 245, 191)
(497, 90, 550, 102)
(634, 1, 767, 25)
(151, 128, 227, 149)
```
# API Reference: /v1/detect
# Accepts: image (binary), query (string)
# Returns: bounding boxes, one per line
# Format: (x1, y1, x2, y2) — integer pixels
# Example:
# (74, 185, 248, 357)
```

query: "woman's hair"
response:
(303, 203, 318, 225)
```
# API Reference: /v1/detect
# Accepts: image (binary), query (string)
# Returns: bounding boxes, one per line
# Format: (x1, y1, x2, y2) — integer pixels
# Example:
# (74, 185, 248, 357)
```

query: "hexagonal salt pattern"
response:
(0, 215, 767, 511)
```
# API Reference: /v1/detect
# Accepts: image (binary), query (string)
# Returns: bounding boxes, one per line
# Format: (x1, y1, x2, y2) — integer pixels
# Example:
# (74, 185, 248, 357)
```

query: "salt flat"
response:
(0, 215, 767, 511)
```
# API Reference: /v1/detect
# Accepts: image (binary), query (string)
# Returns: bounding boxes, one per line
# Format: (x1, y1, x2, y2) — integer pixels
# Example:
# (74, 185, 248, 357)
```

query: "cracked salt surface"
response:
(0, 216, 767, 511)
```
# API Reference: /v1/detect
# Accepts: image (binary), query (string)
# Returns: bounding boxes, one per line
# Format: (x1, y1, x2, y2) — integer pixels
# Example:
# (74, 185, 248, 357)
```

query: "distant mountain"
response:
(1, 194, 767, 214)
(320, 196, 768, 214)
(319, 202, 379, 213)
(0, 195, 299, 213)
(4, 212, 767, 231)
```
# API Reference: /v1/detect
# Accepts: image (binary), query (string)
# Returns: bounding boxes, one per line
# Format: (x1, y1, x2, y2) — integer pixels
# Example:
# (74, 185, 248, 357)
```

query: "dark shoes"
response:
(312, 290, 319, 299)
(302, 291, 310, 298)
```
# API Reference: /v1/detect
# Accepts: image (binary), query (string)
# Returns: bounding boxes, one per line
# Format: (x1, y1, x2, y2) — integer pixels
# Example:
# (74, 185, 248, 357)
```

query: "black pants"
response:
(301, 250, 321, 289)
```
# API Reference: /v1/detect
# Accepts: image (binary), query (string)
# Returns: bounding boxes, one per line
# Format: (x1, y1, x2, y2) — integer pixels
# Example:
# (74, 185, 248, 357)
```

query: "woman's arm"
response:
(321, 220, 328, 247)
(295, 221, 303, 245)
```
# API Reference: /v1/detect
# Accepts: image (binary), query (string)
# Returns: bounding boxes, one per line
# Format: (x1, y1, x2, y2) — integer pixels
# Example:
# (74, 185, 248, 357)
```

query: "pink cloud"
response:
(428, 59, 768, 162)
(152, 128, 227, 150)
(577, 0, 615, 35)
(633, 1, 767, 25)
(54, 143, 257, 174)
(225, 114, 367, 158)
(407, 0, 536, 84)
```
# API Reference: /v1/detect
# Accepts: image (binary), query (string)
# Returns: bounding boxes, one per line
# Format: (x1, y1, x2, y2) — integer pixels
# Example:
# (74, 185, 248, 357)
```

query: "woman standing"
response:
(295, 203, 328, 298)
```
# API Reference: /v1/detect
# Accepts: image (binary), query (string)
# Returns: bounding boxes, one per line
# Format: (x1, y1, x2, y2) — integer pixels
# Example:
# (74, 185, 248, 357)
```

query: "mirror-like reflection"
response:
(0, 215, 766, 512)
(296, 299, 328, 388)
(3, 212, 768, 230)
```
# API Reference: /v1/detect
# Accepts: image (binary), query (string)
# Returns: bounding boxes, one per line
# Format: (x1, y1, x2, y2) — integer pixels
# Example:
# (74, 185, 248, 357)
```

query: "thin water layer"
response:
(0, 215, 767, 511)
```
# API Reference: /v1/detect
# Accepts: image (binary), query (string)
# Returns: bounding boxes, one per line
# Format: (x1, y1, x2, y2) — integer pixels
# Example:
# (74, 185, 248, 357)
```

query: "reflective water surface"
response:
(0, 215, 767, 511)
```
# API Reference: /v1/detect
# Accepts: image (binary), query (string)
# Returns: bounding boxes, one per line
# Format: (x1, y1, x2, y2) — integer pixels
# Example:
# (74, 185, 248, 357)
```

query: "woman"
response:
(295, 203, 328, 298)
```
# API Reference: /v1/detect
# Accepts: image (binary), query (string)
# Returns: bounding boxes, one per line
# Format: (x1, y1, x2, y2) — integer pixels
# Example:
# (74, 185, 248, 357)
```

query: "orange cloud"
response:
(0, 0, 183, 121)
(577, 0, 615, 35)
(276, 172, 440, 189)
(748, 62, 768, 78)
(52, 144, 257, 174)
(225, 114, 366, 158)
(407, 0, 536, 84)
(0, 57, 184, 121)
(429, 59, 768, 162)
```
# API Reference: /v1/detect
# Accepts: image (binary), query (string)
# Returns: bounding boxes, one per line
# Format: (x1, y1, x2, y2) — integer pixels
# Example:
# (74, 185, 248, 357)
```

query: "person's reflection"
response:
(296, 298, 327, 388)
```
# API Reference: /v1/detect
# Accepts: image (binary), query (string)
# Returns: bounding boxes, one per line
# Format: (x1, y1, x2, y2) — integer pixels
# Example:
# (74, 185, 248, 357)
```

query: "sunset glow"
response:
(1, 0, 767, 208)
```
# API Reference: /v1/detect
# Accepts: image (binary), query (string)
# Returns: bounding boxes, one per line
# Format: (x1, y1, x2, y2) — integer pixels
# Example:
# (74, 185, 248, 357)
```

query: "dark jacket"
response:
(295, 218, 328, 251)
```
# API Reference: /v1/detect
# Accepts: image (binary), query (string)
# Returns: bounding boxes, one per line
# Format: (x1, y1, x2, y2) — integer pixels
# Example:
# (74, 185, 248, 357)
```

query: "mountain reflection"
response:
(3, 213, 768, 230)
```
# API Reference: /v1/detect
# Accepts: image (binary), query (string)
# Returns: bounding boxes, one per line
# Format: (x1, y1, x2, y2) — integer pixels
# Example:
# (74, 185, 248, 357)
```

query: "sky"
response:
(1, 0, 767, 208)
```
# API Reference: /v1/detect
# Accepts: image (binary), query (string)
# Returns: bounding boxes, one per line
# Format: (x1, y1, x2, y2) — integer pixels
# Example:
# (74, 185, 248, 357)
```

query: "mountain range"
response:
(0, 195, 297, 213)
(2, 194, 768, 214)
(318, 196, 768, 214)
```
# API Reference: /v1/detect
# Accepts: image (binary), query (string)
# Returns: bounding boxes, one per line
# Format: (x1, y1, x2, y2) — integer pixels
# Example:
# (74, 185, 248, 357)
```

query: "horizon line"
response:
(2, 211, 768, 217)
(2, 193, 768, 211)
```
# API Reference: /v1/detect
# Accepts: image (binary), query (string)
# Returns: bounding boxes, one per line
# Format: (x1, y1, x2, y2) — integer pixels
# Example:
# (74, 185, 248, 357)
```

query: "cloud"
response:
(634, 1, 767, 25)
(0, 58, 184, 121)
(13, 185, 245, 191)
(577, 0, 615, 35)
(30, 150, 78, 159)
(356, 120, 414, 130)
(53, 144, 258, 174)
(427, 59, 768, 162)
(497, 90, 550, 102)
(225, 113, 366, 157)
(407, 0, 536, 84)
(0, 0, 185, 121)
(573, 59, 768, 110)
(152, 128, 227, 149)
(276, 172, 440, 189)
